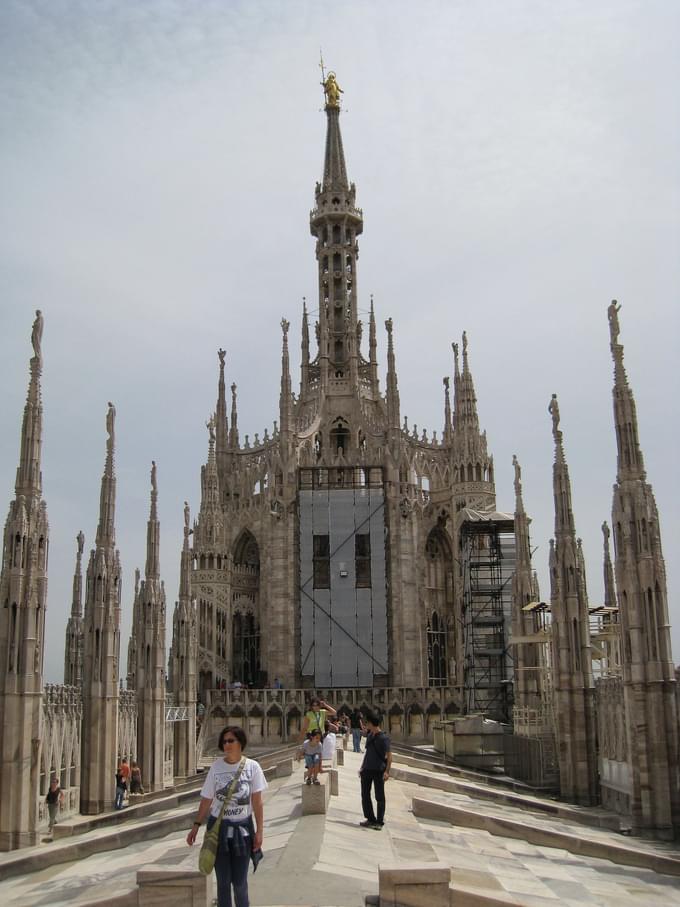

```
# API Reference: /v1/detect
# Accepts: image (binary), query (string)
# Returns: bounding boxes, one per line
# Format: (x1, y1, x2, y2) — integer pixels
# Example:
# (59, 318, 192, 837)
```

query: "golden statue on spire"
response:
(319, 50, 343, 108)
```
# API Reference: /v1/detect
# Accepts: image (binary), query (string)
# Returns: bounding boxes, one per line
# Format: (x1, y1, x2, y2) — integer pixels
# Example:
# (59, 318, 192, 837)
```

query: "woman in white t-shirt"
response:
(187, 725, 267, 907)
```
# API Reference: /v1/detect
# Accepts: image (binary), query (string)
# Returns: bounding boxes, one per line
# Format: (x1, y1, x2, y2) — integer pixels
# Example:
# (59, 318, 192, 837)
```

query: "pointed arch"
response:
(425, 527, 453, 686)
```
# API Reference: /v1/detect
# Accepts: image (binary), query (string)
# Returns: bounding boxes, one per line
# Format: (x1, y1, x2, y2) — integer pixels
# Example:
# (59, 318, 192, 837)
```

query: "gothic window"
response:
(647, 587, 658, 659)
(313, 534, 330, 589)
(355, 534, 371, 588)
(330, 419, 350, 454)
(427, 612, 447, 686)
(232, 611, 260, 686)
(572, 618, 580, 670)
(332, 224, 341, 243)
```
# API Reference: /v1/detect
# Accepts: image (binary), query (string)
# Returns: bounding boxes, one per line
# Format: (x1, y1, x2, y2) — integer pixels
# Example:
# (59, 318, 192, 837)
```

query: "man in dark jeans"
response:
(358, 711, 392, 830)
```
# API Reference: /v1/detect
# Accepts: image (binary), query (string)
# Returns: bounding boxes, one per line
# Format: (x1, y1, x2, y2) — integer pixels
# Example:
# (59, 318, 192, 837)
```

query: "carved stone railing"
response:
(202, 687, 462, 744)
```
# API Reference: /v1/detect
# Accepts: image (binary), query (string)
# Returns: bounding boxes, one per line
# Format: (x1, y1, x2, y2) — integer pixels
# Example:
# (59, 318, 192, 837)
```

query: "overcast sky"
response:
(1, 0, 678, 684)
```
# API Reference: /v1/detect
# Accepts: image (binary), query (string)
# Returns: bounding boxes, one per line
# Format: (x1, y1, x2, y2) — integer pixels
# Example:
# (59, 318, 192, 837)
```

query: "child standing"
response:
(299, 729, 323, 785)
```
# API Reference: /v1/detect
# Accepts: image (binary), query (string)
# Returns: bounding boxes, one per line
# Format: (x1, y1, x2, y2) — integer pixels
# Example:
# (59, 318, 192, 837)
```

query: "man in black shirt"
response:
(358, 711, 392, 830)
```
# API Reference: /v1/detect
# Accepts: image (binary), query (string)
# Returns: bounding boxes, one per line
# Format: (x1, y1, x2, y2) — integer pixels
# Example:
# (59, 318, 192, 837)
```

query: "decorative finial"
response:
(151, 460, 157, 494)
(218, 348, 226, 368)
(385, 318, 393, 336)
(184, 501, 190, 534)
(231, 382, 237, 400)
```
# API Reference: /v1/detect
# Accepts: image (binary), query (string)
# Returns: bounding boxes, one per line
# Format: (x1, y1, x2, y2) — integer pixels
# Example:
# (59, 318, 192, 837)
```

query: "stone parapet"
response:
(202, 686, 461, 745)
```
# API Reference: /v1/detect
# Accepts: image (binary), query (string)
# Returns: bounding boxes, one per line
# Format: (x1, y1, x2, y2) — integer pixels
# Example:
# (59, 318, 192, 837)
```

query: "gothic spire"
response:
(549, 394, 575, 537)
(14, 310, 44, 500)
(369, 296, 379, 390)
(95, 403, 117, 551)
(601, 521, 616, 610)
(229, 382, 239, 449)
(608, 300, 679, 836)
(0, 310, 49, 848)
(443, 377, 452, 444)
(81, 402, 122, 814)
(64, 532, 85, 687)
(320, 73, 348, 191)
(547, 393, 598, 805)
(385, 318, 401, 431)
(170, 499, 197, 780)
(455, 331, 480, 433)
(279, 318, 292, 440)
(511, 454, 541, 711)
(608, 301, 645, 482)
(310, 69, 363, 397)
(215, 348, 228, 457)
(71, 530, 85, 619)
(300, 298, 310, 392)
(145, 461, 160, 581)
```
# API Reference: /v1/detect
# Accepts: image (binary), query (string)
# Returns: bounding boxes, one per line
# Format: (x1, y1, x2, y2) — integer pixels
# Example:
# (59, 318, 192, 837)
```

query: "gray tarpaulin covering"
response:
(299, 483, 388, 686)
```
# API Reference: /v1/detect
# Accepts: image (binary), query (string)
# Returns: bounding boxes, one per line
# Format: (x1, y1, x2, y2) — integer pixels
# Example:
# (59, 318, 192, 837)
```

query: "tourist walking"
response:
(358, 711, 392, 830)
(114, 766, 126, 810)
(46, 777, 64, 832)
(187, 725, 266, 907)
(349, 708, 363, 753)
(130, 760, 144, 795)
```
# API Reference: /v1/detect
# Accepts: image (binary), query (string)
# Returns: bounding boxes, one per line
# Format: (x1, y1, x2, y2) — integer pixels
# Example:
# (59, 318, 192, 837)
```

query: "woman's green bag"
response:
(198, 757, 246, 875)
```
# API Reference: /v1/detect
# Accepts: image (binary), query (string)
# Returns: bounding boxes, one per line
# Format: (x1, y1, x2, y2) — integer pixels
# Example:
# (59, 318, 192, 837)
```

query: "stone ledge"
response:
(411, 797, 680, 877)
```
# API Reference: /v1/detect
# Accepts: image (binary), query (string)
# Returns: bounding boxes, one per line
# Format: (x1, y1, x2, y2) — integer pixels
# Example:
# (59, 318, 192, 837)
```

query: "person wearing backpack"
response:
(358, 711, 392, 830)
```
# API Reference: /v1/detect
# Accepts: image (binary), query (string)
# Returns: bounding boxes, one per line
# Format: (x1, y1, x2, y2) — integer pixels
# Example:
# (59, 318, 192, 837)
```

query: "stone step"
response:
(391, 762, 623, 832)
(411, 796, 680, 877)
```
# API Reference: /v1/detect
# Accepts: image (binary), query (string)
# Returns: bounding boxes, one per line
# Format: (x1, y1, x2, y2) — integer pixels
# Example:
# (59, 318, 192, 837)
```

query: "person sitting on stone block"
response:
(298, 729, 322, 785)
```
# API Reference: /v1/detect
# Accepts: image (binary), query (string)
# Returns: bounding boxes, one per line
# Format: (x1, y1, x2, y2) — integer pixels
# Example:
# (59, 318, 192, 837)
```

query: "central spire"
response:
(309, 69, 365, 398)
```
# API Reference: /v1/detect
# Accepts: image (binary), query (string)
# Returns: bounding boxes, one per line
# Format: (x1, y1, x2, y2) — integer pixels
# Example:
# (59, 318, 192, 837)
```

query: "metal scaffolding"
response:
(460, 511, 516, 721)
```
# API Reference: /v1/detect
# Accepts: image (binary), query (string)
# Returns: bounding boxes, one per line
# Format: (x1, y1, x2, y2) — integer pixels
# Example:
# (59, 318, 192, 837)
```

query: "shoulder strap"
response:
(216, 756, 247, 821)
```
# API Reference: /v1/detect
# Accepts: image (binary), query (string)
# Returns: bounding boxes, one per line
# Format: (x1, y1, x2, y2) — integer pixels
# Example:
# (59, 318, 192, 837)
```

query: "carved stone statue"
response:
(512, 454, 522, 499)
(548, 394, 560, 437)
(31, 309, 43, 363)
(322, 72, 344, 108)
(281, 318, 290, 337)
(607, 300, 621, 345)
(151, 460, 157, 494)
(77, 530, 85, 556)
(106, 402, 116, 453)
(218, 348, 226, 367)
(184, 501, 190, 533)
(206, 416, 215, 443)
